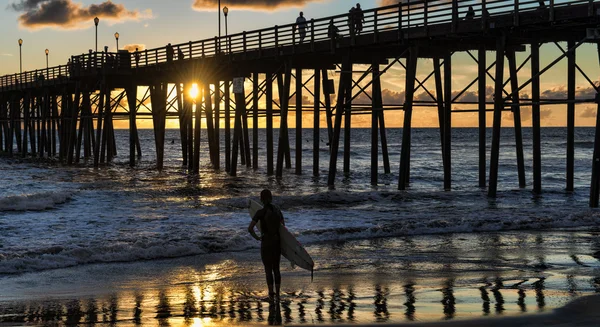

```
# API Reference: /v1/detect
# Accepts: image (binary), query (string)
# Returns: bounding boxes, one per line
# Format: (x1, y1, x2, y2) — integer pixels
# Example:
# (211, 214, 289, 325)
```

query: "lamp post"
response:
(45, 49, 49, 69)
(114, 32, 119, 51)
(223, 6, 229, 52)
(94, 17, 99, 52)
(18, 38, 23, 74)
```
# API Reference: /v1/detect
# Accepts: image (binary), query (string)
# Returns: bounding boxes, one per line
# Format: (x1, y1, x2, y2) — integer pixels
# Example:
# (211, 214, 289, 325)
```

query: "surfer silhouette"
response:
(248, 189, 285, 302)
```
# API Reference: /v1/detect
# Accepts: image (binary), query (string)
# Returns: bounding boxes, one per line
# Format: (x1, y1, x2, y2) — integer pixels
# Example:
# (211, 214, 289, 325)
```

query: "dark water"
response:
(0, 127, 599, 273)
(0, 127, 599, 325)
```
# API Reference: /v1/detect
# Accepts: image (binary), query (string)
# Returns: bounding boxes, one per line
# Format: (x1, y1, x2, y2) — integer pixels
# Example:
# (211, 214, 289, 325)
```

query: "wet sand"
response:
(316, 294, 600, 327)
(0, 229, 599, 326)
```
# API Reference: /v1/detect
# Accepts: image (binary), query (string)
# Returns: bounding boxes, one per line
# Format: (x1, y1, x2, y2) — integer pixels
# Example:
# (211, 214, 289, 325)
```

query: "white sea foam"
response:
(1, 128, 600, 275)
(0, 190, 75, 211)
(1, 190, 599, 274)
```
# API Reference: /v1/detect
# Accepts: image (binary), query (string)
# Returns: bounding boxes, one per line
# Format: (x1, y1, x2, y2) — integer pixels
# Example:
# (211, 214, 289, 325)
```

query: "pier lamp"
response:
(94, 17, 100, 52)
(114, 32, 119, 51)
(223, 6, 229, 51)
(18, 38, 23, 74)
(45, 49, 49, 69)
(223, 6, 229, 35)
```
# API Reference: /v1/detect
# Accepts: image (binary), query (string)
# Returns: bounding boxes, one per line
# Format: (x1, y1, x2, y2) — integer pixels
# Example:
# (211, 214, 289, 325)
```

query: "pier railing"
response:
(0, 0, 596, 91)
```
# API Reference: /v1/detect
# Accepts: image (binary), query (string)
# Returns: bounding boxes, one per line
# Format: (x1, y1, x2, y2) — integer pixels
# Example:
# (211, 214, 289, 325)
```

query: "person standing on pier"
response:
(134, 48, 140, 67)
(354, 3, 365, 35)
(248, 189, 285, 302)
(538, 1, 546, 9)
(166, 43, 174, 62)
(295, 12, 307, 43)
(348, 6, 356, 36)
(465, 6, 475, 20)
(328, 19, 341, 42)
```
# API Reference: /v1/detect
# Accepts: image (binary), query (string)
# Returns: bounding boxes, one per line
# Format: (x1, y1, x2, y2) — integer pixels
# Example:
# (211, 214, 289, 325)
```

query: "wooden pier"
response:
(2, 0, 600, 206)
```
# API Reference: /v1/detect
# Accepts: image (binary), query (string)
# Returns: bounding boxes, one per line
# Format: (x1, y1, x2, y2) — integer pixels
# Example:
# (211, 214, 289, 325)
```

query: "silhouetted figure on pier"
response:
(134, 48, 140, 67)
(348, 6, 356, 36)
(67, 59, 73, 76)
(465, 6, 475, 20)
(328, 19, 341, 41)
(295, 12, 307, 43)
(248, 189, 285, 303)
(538, 1, 546, 9)
(178, 47, 185, 60)
(166, 43, 174, 62)
(87, 49, 93, 70)
(354, 3, 365, 34)
(106, 54, 114, 69)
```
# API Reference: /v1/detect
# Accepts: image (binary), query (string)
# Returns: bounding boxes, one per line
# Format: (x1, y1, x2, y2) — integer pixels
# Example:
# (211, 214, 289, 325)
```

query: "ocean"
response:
(0, 127, 599, 325)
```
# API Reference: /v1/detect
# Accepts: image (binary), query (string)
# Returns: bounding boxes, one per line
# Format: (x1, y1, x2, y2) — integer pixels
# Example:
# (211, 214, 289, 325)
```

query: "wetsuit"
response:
(252, 204, 284, 294)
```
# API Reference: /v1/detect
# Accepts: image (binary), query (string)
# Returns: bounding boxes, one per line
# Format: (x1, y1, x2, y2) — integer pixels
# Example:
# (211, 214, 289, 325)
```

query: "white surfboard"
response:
(249, 199, 314, 279)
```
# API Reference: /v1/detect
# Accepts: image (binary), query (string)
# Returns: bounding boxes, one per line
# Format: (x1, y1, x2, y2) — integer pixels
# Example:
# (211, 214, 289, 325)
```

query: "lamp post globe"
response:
(18, 39, 23, 74)
(45, 49, 49, 69)
(114, 32, 120, 50)
(94, 17, 99, 52)
(223, 6, 229, 52)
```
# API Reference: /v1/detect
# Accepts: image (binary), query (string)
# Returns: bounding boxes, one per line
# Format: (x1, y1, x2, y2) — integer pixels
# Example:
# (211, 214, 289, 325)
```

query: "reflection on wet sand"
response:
(404, 283, 416, 320)
(268, 301, 282, 325)
(374, 285, 390, 322)
(133, 293, 143, 325)
(1, 231, 600, 326)
(1, 275, 600, 326)
(441, 279, 456, 319)
(517, 288, 527, 313)
(533, 277, 546, 311)
(491, 278, 505, 314)
(479, 280, 491, 315)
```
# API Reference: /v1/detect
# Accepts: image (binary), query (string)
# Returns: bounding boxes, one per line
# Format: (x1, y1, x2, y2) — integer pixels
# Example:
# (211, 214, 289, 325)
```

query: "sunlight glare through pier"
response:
(190, 83, 200, 100)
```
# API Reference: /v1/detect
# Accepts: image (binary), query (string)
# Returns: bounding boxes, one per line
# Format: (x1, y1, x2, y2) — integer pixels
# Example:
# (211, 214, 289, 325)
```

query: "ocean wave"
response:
(0, 230, 253, 275)
(0, 191, 75, 211)
(2, 191, 599, 275)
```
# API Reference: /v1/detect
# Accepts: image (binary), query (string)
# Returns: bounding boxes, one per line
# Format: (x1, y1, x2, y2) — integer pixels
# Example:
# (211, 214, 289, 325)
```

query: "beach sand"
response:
(1, 229, 599, 326)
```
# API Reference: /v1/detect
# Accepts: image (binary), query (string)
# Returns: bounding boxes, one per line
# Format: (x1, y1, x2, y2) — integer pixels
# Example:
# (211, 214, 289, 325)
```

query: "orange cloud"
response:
(9, 0, 152, 30)
(192, 0, 327, 11)
(123, 44, 146, 52)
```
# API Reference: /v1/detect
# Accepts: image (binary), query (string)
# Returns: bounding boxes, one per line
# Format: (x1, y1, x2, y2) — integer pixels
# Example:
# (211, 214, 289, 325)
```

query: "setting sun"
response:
(189, 83, 200, 100)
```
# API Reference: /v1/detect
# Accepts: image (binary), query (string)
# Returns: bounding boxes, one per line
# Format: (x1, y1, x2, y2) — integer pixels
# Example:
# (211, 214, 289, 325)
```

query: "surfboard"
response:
(249, 199, 314, 278)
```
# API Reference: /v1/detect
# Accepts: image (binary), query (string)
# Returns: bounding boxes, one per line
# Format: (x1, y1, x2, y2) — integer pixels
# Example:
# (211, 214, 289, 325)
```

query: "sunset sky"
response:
(1, 0, 599, 128)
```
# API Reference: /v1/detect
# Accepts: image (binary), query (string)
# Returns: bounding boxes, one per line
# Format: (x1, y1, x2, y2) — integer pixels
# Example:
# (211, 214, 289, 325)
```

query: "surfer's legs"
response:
(261, 241, 282, 301)
(261, 244, 276, 299)
(263, 264, 275, 298)
(273, 247, 281, 298)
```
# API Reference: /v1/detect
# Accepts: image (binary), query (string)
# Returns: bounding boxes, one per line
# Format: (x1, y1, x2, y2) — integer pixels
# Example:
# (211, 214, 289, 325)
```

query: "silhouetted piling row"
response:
(2, 1, 600, 205)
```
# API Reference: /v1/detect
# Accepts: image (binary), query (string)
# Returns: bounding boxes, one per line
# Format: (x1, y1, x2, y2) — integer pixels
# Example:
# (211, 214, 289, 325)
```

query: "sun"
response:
(189, 83, 200, 100)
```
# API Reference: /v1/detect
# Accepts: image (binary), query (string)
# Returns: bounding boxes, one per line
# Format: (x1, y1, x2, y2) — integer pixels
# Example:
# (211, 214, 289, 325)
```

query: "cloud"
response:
(541, 84, 599, 100)
(519, 106, 553, 122)
(0, 53, 14, 57)
(9, 0, 152, 30)
(123, 44, 146, 52)
(580, 105, 597, 119)
(192, 0, 326, 11)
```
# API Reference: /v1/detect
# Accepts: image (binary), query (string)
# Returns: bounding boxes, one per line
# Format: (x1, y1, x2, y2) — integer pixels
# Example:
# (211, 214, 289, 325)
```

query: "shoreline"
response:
(1, 229, 599, 326)
(308, 294, 600, 327)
